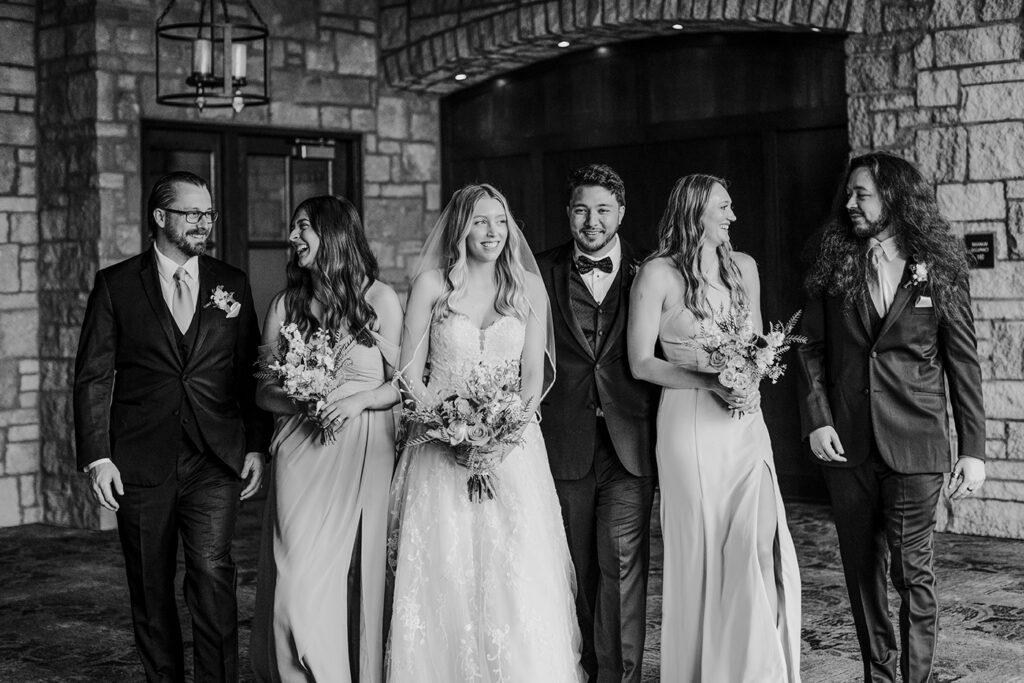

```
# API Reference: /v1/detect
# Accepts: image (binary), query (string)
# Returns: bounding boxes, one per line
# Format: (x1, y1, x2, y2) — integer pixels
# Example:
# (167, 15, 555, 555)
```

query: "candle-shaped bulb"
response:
(231, 43, 247, 80)
(192, 38, 212, 76)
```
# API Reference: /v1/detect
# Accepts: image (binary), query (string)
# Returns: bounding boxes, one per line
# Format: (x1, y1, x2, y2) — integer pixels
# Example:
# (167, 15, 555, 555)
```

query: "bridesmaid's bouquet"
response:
(401, 360, 534, 503)
(256, 322, 355, 444)
(694, 308, 807, 418)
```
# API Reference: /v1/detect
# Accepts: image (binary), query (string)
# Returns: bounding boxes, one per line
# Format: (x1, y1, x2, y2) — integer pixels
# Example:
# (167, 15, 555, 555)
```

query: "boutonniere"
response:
(905, 260, 928, 289)
(205, 285, 241, 318)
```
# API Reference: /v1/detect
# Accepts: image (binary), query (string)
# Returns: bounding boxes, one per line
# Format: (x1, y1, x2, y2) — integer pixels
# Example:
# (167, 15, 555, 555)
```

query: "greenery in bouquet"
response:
(255, 322, 355, 444)
(694, 308, 807, 417)
(401, 360, 534, 502)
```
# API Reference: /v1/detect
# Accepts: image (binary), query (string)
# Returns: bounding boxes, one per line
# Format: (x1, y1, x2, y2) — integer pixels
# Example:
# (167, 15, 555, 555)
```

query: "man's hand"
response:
(809, 426, 847, 463)
(948, 456, 985, 501)
(89, 461, 124, 511)
(240, 452, 265, 500)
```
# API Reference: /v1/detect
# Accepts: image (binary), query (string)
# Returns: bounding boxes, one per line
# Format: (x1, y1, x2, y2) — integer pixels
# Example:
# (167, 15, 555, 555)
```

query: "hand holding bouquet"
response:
(401, 360, 534, 502)
(256, 323, 355, 444)
(694, 308, 807, 418)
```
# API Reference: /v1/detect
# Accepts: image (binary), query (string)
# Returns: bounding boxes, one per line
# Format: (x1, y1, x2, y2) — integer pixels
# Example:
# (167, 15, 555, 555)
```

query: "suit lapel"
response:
(551, 244, 595, 359)
(139, 250, 181, 361)
(189, 257, 215, 361)
(876, 262, 915, 340)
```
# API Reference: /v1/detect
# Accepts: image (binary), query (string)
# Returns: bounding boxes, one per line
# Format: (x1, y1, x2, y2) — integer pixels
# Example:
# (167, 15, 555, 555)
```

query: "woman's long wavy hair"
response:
(283, 195, 379, 346)
(650, 174, 748, 320)
(432, 184, 530, 323)
(803, 152, 970, 324)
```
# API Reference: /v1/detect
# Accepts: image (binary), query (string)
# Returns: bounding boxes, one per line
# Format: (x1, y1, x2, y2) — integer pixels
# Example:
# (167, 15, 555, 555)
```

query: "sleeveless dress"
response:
(252, 331, 397, 683)
(656, 288, 802, 682)
(386, 313, 585, 683)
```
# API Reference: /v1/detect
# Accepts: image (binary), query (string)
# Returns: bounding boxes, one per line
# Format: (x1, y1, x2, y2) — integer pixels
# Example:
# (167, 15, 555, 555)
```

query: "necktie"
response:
(868, 243, 894, 317)
(576, 256, 613, 274)
(172, 267, 194, 333)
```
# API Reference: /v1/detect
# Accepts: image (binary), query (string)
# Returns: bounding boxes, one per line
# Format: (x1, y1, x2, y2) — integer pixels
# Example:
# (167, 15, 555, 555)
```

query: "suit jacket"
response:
(796, 263, 985, 473)
(536, 239, 659, 479)
(73, 248, 271, 485)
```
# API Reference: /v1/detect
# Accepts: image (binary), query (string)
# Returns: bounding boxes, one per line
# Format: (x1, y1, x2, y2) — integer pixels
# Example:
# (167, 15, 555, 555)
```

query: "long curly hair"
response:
(803, 152, 970, 323)
(650, 174, 748, 320)
(432, 184, 530, 323)
(283, 195, 379, 346)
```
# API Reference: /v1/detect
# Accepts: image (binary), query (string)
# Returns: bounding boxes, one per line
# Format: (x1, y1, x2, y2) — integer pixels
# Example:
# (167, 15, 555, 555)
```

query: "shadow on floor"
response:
(2, 498, 1023, 682)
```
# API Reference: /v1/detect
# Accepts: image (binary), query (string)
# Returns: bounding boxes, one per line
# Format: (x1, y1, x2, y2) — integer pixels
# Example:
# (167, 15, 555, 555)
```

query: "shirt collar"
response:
(573, 234, 621, 269)
(153, 244, 199, 283)
(868, 236, 902, 262)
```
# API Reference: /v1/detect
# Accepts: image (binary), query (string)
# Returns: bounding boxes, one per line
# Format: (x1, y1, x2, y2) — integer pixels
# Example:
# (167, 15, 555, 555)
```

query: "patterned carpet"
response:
(1, 497, 1023, 682)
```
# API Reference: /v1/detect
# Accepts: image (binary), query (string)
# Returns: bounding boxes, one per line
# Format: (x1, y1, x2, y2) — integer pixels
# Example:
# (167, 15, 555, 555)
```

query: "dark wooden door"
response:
(442, 31, 849, 501)
(142, 123, 360, 323)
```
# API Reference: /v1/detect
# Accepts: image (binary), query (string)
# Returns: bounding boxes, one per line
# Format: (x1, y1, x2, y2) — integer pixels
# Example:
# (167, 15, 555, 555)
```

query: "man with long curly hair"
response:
(796, 152, 986, 683)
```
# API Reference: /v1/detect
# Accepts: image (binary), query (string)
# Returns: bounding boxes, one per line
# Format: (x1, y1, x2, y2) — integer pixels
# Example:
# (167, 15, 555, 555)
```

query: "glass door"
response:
(142, 123, 360, 324)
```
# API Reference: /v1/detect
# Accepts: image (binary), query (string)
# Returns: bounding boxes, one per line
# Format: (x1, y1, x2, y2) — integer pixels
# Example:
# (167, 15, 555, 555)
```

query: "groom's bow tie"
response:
(576, 255, 613, 274)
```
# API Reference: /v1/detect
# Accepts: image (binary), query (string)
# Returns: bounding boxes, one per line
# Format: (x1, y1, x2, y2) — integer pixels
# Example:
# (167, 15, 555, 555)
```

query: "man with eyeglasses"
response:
(73, 171, 270, 682)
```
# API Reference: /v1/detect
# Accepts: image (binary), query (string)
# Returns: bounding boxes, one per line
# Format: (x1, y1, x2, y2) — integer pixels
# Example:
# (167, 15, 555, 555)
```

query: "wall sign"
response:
(964, 233, 994, 269)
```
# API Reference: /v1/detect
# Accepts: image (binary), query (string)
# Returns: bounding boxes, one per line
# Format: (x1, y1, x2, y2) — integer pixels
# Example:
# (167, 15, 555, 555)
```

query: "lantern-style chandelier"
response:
(156, 0, 270, 112)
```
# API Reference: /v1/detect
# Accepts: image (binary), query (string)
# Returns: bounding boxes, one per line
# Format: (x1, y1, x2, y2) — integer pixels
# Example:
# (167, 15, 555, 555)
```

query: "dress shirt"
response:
(573, 235, 621, 305)
(153, 244, 200, 313)
(867, 236, 906, 318)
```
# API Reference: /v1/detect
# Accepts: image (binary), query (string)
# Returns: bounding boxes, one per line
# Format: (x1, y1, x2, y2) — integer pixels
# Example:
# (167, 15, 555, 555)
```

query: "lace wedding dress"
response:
(386, 313, 585, 683)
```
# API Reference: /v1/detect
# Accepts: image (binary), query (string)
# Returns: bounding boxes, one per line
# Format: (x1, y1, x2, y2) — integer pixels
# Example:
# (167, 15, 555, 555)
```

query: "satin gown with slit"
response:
(656, 288, 802, 682)
(252, 331, 397, 683)
(386, 313, 585, 683)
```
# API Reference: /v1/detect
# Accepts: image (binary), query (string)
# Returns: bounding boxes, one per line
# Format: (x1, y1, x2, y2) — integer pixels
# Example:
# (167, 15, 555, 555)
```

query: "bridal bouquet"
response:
(694, 308, 807, 418)
(401, 360, 533, 503)
(256, 322, 355, 444)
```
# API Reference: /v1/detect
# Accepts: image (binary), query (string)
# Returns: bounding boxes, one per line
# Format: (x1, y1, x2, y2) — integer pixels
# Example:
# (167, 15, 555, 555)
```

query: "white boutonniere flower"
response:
(205, 285, 241, 318)
(906, 260, 928, 289)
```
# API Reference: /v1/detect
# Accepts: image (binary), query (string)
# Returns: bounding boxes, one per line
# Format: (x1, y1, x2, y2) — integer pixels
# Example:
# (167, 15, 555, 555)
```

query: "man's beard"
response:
(850, 212, 888, 239)
(162, 223, 208, 257)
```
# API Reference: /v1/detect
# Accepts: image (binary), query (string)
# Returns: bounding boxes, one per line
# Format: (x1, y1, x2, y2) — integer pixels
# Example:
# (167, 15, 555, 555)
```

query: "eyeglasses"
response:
(162, 207, 220, 224)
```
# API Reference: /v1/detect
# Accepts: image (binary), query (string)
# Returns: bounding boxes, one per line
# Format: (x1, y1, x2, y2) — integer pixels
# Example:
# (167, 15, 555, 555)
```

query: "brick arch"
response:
(381, 0, 869, 92)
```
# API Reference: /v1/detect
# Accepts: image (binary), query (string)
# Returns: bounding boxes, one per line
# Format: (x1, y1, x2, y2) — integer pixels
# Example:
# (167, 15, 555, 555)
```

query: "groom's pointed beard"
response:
(162, 223, 209, 257)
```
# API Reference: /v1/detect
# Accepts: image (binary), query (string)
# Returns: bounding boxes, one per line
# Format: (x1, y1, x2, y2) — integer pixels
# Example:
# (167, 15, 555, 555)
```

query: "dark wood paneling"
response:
(442, 31, 848, 502)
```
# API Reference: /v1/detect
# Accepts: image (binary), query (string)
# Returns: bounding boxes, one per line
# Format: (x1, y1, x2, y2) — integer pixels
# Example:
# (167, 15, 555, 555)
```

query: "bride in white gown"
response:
(386, 184, 585, 683)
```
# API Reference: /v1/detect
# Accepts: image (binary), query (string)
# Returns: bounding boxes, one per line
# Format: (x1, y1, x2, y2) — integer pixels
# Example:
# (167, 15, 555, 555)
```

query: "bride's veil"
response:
(396, 183, 557, 405)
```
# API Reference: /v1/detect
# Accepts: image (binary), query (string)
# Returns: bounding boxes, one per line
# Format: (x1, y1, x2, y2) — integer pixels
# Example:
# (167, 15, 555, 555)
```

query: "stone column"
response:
(37, 0, 110, 529)
(0, 0, 41, 527)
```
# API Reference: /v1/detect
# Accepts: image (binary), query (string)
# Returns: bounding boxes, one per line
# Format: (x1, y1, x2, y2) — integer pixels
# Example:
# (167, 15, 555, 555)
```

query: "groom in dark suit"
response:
(536, 164, 659, 683)
(797, 152, 985, 683)
(74, 171, 270, 682)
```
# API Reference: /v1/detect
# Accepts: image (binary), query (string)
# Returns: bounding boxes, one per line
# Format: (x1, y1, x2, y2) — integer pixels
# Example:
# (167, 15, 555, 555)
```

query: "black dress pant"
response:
(116, 442, 242, 683)
(554, 417, 655, 683)
(822, 445, 944, 683)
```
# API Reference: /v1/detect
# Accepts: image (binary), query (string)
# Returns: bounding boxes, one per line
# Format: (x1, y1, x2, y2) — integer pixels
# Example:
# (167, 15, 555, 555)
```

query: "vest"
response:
(169, 301, 208, 452)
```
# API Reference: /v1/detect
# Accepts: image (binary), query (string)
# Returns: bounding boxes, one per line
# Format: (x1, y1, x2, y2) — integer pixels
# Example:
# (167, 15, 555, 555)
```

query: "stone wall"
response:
(0, 0, 40, 527)
(32, 0, 440, 528)
(843, 0, 1024, 538)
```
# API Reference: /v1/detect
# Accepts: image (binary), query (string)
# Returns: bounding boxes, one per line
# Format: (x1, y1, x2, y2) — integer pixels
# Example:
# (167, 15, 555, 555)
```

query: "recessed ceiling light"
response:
(672, 24, 683, 30)
(557, 40, 570, 48)
(454, 73, 467, 81)
(810, 27, 821, 32)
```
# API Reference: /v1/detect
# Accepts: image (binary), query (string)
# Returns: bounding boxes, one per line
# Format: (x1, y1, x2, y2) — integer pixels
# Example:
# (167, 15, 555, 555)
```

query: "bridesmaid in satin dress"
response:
(627, 174, 802, 682)
(251, 195, 402, 683)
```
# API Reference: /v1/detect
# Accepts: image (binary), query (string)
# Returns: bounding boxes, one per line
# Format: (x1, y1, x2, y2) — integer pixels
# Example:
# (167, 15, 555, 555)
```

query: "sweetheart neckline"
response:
(447, 310, 515, 333)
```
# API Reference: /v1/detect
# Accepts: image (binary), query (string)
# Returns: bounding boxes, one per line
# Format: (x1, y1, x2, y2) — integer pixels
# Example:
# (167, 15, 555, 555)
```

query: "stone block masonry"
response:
(0, 0, 39, 528)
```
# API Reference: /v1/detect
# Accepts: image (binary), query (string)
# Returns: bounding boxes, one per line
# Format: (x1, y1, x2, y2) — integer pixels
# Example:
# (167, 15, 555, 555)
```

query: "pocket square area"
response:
(915, 296, 933, 308)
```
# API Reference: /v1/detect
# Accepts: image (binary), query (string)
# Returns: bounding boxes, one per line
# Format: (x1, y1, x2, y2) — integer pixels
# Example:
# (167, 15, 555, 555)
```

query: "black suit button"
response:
(862, 389, 870, 395)
(594, 363, 601, 371)
(182, 418, 190, 424)
(870, 351, 877, 359)
(172, 410, 180, 416)
(182, 375, 190, 382)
